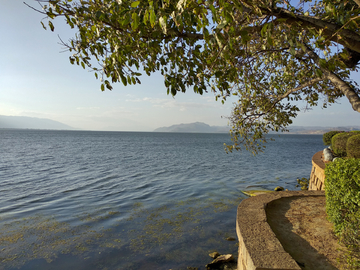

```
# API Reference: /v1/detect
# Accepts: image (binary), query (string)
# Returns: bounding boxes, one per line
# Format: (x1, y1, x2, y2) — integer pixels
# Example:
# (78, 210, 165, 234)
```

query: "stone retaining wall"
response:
(309, 151, 326, 191)
(236, 191, 324, 270)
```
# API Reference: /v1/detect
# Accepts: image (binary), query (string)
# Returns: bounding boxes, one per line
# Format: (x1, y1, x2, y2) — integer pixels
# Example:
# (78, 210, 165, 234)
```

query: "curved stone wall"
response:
(236, 191, 324, 270)
(309, 151, 326, 191)
(235, 152, 327, 269)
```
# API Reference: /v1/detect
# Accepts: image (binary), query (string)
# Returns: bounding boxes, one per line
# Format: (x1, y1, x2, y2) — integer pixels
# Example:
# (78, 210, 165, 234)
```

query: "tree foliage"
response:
(30, 0, 360, 154)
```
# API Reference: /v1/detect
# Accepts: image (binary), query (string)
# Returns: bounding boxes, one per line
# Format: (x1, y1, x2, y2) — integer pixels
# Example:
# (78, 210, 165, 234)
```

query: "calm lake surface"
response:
(0, 130, 324, 270)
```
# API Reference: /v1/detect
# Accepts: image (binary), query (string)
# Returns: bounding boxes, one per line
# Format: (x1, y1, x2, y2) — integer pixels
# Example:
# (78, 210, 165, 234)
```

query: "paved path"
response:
(266, 195, 348, 270)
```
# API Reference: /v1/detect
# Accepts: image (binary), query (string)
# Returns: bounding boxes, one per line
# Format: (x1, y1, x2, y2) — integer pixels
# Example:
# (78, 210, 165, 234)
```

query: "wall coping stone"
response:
(312, 151, 325, 170)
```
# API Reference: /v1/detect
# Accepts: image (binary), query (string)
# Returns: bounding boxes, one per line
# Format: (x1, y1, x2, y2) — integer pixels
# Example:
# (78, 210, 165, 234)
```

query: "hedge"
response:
(331, 132, 356, 157)
(323, 130, 344, 145)
(347, 134, 360, 159)
(325, 159, 360, 267)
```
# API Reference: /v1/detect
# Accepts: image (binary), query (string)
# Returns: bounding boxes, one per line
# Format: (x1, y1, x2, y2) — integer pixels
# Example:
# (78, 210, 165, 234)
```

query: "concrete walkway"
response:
(266, 193, 347, 270)
(236, 191, 348, 270)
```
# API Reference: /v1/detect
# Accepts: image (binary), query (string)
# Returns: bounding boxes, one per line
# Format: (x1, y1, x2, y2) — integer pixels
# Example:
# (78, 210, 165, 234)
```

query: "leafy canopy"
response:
(31, 0, 360, 154)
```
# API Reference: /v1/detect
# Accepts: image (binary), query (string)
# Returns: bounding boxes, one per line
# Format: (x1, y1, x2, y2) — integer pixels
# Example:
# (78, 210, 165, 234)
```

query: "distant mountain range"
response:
(1, 116, 359, 134)
(154, 122, 230, 133)
(287, 125, 360, 134)
(0, 115, 75, 130)
(154, 122, 360, 134)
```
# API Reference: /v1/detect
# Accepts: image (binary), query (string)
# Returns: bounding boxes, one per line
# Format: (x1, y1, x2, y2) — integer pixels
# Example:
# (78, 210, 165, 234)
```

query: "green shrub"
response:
(332, 132, 355, 157)
(325, 159, 360, 266)
(323, 130, 344, 145)
(347, 134, 360, 158)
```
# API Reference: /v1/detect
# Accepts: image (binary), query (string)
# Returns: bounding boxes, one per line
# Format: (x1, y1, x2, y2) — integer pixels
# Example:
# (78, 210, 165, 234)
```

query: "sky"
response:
(1, 1, 359, 131)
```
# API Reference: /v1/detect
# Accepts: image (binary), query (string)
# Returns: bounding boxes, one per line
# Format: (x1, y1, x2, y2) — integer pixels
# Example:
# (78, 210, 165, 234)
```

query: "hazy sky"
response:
(1, 1, 359, 131)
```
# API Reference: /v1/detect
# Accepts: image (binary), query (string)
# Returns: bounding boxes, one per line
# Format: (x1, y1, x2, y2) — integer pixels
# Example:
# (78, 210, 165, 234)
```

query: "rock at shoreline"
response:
(209, 252, 220, 259)
(241, 189, 274, 197)
(205, 254, 237, 270)
(226, 237, 236, 241)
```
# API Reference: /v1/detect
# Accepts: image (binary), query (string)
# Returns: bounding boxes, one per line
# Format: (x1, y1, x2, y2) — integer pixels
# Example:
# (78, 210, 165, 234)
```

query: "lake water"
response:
(0, 129, 324, 270)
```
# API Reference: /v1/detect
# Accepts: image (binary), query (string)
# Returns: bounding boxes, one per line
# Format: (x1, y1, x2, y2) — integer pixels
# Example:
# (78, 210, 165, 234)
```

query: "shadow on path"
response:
(266, 196, 344, 270)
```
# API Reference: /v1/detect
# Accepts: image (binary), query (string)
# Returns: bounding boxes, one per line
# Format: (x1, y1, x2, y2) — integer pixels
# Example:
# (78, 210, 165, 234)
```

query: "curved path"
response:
(236, 191, 348, 270)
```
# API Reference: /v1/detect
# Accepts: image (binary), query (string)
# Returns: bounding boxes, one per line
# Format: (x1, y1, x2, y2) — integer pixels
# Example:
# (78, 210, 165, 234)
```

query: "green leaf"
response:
(143, 10, 149, 24)
(217, 20, 227, 29)
(105, 80, 113, 90)
(120, 75, 127, 86)
(48, 21, 55, 32)
(203, 27, 209, 39)
(150, 9, 156, 27)
(289, 47, 295, 55)
(132, 12, 140, 30)
(159, 16, 167, 34)
(261, 23, 268, 37)
(47, 8, 56, 19)
(131, 1, 140, 8)
(95, 11, 104, 20)
(40, 21, 47, 30)
(215, 71, 223, 77)
(319, 59, 327, 68)
(315, 69, 323, 78)
(123, 13, 131, 26)
(239, 30, 250, 43)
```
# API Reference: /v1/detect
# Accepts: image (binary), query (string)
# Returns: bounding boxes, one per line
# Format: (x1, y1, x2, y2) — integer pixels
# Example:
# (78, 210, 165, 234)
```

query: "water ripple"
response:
(0, 130, 324, 270)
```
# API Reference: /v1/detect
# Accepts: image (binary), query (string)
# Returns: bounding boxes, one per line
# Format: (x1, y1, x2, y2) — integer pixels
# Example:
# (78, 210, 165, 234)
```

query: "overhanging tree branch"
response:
(271, 78, 323, 101)
(271, 8, 360, 54)
(29, 0, 360, 153)
(306, 47, 360, 113)
(354, 0, 360, 8)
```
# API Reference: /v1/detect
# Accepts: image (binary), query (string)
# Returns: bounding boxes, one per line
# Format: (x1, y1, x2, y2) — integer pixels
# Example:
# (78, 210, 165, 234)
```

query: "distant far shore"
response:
(153, 122, 360, 135)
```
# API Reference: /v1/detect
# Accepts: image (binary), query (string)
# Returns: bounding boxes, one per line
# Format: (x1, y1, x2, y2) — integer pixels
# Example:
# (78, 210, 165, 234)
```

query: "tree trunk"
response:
(306, 47, 360, 113)
(354, 0, 360, 8)
(325, 72, 360, 113)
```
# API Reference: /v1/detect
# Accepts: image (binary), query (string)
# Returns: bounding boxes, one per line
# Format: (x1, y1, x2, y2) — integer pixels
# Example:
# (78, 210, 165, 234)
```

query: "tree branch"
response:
(23, 2, 47, 15)
(267, 7, 360, 54)
(354, 0, 360, 8)
(271, 78, 323, 101)
(306, 47, 360, 113)
(325, 72, 360, 113)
